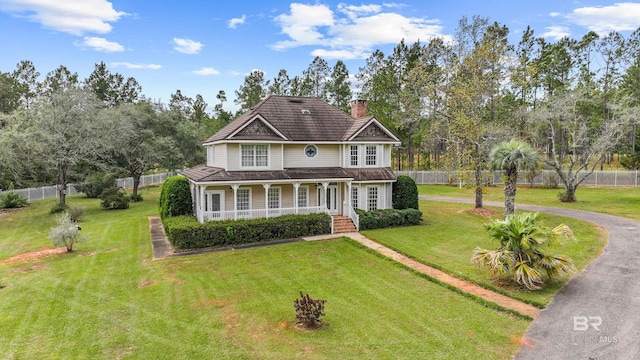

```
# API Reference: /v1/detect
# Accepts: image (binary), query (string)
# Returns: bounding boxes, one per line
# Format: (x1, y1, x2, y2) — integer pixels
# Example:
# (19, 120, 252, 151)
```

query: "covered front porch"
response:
(190, 180, 360, 231)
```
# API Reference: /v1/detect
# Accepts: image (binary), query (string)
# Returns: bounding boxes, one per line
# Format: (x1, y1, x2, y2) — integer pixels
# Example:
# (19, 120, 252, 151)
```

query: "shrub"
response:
(294, 292, 327, 329)
(76, 173, 117, 198)
(356, 208, 422, 230)
(50, 203, 68, 214)
(620, 152, 640, 170)
(67, 206, 85, 222)
(163, 213, 332, 250)
(557, 191, 575, 203)
(0, 190, 29, 209)
(49, 212, 86, 252)
(472, 212, 576, 290)
(130, 193, 144, 202)
(100, 187, 130, 210)
(392, 175, 419, 210)
(159, 176, 192, 219)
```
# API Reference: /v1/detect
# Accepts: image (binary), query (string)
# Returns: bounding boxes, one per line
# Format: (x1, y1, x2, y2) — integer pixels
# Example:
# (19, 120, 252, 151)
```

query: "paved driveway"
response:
(421, 196, 640, 360)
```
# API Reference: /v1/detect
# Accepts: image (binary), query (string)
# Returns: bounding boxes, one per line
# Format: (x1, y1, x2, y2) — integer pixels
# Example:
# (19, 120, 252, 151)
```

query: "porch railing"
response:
(202, 206, 328, 222)
(344, 203, 360, 231)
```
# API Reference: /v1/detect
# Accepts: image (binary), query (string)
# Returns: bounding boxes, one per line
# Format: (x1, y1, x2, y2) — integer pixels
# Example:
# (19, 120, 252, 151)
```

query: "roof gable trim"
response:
(348, 118, 400, 142)
(227, 115, 288, 140)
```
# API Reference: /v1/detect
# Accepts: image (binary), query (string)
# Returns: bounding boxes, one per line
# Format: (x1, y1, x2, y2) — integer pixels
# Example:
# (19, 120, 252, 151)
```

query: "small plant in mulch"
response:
(294, 292, 327, 329)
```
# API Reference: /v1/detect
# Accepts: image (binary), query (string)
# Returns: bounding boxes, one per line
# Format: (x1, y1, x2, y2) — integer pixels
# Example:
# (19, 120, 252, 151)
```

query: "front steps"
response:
(332, 215, 357, 234)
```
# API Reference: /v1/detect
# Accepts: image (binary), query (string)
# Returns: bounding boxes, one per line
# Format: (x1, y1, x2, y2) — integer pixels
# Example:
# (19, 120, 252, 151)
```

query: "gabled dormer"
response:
(227, 116, 288, 141)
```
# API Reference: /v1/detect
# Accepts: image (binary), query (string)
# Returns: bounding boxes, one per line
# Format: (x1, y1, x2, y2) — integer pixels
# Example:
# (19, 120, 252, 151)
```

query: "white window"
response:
(366, 145, 377, 166)
(352, 186, 359, 209)
(256, 145, 268, 166)
(237, 188, 251, 211)
(367, 186, 379, 211)
(241, 144, 269, 167)
(268, 187, 281, 209)
(297, 186, 308, 208)
(350, 145, 359, 166)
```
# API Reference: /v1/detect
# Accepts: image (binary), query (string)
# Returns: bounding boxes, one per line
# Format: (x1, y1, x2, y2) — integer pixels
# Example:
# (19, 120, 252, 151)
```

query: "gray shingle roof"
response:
(203, 95, 398, 143)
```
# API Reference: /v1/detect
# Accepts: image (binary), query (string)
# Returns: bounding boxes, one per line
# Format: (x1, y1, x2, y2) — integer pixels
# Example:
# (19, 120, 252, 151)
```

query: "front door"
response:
(204, 190, 225, 219)
(325, 185, 339, 215)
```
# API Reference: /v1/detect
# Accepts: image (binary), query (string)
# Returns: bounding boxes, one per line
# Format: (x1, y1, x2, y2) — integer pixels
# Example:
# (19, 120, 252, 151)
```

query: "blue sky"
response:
(1, 0, 640, 112)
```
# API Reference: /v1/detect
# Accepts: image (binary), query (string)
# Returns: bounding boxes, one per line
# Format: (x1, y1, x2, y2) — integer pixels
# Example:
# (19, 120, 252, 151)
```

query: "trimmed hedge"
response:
(356, 208, 423, 230)
(159, 176, 193, 219)
(163, 213, 332, 250)
(392, 175, 419, 210)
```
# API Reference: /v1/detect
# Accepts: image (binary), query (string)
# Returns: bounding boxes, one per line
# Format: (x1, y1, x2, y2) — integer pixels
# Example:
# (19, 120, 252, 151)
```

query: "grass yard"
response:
(419, 184, 640, 220)
(362, 201, 607, 307)
(0, 187, 530, 359)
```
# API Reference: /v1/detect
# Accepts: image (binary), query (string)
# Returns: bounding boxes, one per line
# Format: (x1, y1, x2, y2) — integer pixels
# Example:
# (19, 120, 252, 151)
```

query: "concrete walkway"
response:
(422, 196, 640, 360)
(148, 217, 173, 260)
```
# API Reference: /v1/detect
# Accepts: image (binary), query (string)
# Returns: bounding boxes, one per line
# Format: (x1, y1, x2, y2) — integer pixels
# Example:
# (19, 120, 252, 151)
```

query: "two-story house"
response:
(179, 95, 401, 232)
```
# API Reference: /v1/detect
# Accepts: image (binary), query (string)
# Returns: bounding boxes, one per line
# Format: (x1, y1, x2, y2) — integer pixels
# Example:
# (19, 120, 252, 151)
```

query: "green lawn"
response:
(0, 188, 529, 359)
(362, 201, 607, 307)
(419, 183, 640, 220)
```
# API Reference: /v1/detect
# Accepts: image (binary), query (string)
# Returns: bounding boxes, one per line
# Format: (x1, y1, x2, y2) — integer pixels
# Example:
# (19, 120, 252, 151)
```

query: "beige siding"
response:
(207, 184, 324, 210)
(382, 144, 392, 167)
(284, 144, 340, 168)
(271, 144, 283, 170)
(206, 146, 214, 167)
(226, 144, 240, 170)
(227, 144, 285, 171)
(210, 144, 228, 169)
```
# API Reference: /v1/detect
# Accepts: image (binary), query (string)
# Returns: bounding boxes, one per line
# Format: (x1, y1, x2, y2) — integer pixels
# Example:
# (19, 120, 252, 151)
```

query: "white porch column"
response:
(345, 181, 352, 215)
(232, 184, 239, 220)
(321, 182, 329, 209)
(263, 183, 271, 218)
(189, 182, 195, 215)
(293, 182, 300, 214)
(199, 185, 205, 223)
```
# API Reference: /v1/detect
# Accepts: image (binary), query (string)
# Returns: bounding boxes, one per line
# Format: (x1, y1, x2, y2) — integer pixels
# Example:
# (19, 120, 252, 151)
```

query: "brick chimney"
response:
(350, 99, 367, 118)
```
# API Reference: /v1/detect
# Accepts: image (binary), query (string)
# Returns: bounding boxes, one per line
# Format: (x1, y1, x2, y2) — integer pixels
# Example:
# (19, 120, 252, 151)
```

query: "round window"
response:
(304, 144, 318, 158)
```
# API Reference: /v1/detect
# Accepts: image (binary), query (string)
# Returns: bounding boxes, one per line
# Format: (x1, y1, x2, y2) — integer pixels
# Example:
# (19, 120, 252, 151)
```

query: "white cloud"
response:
(311, 48, 368, 60)
(78, 36, 124, 52)
(229, 68, 265, 77)
(173, 38, 204, 54)
(228, 14, 246, 29)
(543, 25, 571, 40)
(568, 2, 640, 34)
(273, 3, 335, 48)
(192, 67, 220, 76)
(0, 0, 126, 35)
(272, 2, 449, 59)
(337, 4, 382, 20)
(110, 62, 162, 70)
(549, 12, 561, 17)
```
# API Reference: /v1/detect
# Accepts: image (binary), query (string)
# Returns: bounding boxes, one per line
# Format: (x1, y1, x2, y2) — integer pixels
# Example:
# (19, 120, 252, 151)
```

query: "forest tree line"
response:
(1, 15, 640, 204)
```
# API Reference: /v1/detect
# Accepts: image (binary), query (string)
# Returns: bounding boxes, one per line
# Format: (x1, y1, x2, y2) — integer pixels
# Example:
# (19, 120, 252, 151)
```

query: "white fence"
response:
(1, 172, 175, 202)
(397, 170, 640, 187)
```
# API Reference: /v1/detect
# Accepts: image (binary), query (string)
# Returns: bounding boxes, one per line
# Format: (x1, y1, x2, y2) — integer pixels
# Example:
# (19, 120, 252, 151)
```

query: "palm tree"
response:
(489, 139, 538, 217)
(471, 212, 576, 290)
